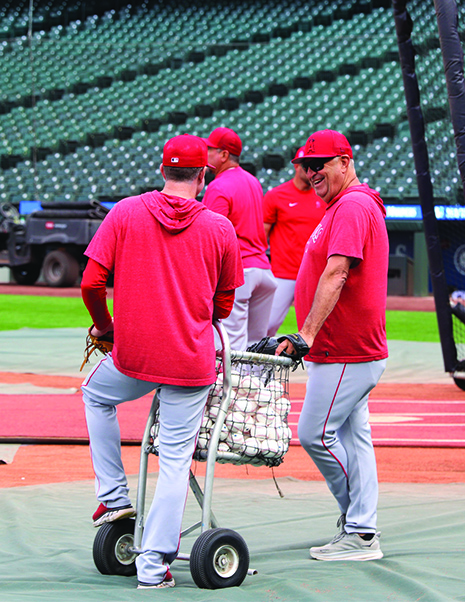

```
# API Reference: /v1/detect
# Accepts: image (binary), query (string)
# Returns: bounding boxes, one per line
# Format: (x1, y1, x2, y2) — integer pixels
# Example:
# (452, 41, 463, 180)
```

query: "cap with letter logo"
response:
(163, 134, 213, 168)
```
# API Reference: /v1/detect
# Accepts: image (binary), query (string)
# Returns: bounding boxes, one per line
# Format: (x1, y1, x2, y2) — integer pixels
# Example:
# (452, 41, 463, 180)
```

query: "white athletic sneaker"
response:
(310, 531, 383, 561)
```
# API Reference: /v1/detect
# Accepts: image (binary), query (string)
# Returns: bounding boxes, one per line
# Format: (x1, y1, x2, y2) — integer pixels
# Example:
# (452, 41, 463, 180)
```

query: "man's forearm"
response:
(300, 271, 346, 347)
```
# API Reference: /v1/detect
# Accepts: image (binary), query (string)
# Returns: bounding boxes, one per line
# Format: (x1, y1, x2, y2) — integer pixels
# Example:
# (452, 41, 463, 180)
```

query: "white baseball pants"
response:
(298, 359, 386, 533)
(81, 354, 210, 584)
(221, 267, 277, 351)
(266, 277, 296, 336)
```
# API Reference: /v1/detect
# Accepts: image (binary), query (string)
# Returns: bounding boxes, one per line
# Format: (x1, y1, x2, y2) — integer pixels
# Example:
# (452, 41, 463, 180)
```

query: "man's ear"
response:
(340, 155, 351, 171)
(160, 164, 166, 180)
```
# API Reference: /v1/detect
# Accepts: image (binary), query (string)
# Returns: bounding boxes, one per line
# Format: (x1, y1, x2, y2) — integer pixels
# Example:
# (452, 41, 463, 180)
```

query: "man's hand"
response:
(275, 333, 311, 359)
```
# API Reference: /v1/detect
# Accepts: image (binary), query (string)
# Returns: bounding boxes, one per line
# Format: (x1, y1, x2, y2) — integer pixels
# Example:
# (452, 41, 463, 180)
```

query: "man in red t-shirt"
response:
(202, 127, 276, 351)
(80, 134, 243, 589)
(263, 146, 325, 336)
(277, 130, 388, 562)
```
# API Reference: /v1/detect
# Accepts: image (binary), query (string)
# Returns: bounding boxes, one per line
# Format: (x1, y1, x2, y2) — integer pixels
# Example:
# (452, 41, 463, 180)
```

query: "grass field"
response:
(0, 294, 440, 342)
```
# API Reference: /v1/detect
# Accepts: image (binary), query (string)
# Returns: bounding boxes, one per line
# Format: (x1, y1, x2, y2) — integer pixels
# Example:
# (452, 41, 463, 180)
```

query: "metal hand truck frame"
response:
(92, 322, 294, 589)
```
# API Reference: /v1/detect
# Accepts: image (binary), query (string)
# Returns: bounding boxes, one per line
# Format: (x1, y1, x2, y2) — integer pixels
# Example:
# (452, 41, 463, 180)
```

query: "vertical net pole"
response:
(433, 0, 465, 197)
(392, 0, 457, 372)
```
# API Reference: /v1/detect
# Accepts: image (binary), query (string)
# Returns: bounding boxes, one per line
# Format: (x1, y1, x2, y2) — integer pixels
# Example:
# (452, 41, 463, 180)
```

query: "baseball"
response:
(255, 406, 276, 426)
(227, 431, 245, 450)
(219, 424, 229, 441)
(229, 372, 242, 389)
(260, 439, 279, 457)
(274, 397, 291, 418)
(197, 435, 209, 450)
(201, 415, 213, 429)
(217, 442, 230, 453)
(237, 375, 261, 398)
(243, 437, 260, 456)
(266, 380, 284, 400)
(225, 411, 249, 432)
(207, 404, 220, 420)
(208, 394, 222, 407)
(255, 388, 273, 406)
(250, 424, 267, 440)
(232, 396, 258, 414)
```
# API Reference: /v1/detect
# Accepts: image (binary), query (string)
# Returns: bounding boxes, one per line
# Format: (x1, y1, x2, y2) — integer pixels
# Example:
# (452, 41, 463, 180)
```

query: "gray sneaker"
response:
(310, 531, 383, 561)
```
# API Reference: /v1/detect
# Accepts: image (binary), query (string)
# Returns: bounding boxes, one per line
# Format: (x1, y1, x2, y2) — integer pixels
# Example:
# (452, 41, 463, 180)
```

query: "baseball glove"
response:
(247, 333, 310, 368)
(80, 326, 114, 371)
(277, 333, 310, 360)
(246, 336, 279, 355)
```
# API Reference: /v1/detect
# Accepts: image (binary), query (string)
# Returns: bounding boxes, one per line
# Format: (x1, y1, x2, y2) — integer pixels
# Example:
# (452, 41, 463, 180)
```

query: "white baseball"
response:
(197, 435, 209, 450)
(260, 439, 279, 457)
(202, 416, 213, 429)
(266, 380, 284, 400)
(233, 396, 258, 414)
(208, 394, 222, 407)
(237, 375, 261, 398)
(219, 424, 229, 441)
(275, 397, 291, 418)
(207, 404, 220, 420)
(243, 437, 260, 456)
(250, 424, 267, 440)
(255, 406, 276, 426)
(227, 432, 245, 450)
(217, 442, 230, 453)
(228, 372, 242, 389)
(255, 388, 273, 406)
(285, 426, 293, 441)
(224, 411, 246, 432)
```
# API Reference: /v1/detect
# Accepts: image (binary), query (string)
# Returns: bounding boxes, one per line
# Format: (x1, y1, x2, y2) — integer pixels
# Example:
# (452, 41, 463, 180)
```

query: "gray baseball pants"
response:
(266, 277, 296, 336)
(82, 354, 210, 584)
(222, 267, 277, 351)
(298, 359, 387, 533)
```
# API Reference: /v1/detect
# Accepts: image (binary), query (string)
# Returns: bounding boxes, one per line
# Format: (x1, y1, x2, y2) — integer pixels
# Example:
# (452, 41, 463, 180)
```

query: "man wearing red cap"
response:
(80, 134, 243, 589)
(202, 126, 276, 351)
(263, 146, 325, 336)
(277, 129, 389, 562)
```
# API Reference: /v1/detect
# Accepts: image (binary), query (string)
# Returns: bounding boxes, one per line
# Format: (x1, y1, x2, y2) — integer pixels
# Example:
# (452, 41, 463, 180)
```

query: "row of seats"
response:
(0, 0, 463, 206)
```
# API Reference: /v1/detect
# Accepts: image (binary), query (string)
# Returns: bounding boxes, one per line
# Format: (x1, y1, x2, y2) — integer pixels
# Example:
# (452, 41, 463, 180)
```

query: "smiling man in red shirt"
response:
(277, 130, 388, 562)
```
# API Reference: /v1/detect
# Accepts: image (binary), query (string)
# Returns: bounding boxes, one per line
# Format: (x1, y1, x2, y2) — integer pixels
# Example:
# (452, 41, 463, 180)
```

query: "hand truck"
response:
(92, 322, 295, 589)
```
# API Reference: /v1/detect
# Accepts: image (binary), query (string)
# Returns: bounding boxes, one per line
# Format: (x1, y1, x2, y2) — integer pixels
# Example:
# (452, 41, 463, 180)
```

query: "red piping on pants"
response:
(321, 363, 349, 481)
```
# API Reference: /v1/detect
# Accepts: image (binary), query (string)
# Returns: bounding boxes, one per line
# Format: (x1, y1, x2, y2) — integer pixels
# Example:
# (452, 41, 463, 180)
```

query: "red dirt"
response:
(2, 443, 464, 489)
(2, 290, 461, 488)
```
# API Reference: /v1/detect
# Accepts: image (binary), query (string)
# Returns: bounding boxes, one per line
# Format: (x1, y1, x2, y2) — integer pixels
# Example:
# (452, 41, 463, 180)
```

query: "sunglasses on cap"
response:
(301, 156, 336, 173)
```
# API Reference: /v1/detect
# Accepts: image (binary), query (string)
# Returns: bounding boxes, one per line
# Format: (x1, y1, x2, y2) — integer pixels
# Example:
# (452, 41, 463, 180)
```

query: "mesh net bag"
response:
(150, 353, 292, 468)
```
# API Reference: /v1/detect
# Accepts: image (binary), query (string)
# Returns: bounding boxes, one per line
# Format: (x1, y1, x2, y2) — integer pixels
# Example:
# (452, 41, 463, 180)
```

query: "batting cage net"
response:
(393, 0, 465, 384)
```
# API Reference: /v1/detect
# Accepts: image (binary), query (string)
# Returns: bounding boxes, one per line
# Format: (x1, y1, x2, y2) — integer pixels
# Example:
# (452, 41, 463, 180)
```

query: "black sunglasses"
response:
(301, 156, 336, 173)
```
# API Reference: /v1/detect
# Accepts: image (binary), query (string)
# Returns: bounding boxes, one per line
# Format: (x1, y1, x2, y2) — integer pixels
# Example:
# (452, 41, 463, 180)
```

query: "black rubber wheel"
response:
(453, 377, 465, 392)
(93, 518, 137, 576)
(42, 250, 80, 287)
(11, 263, 41, 285)
(190, 528, 249, 589)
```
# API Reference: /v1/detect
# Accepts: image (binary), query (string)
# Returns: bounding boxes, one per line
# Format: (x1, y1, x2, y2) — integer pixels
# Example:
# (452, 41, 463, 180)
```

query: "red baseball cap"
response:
(293, 146, 307, 163)
(203, 127, 242, 155)
(292, 130, 353, 163)
(163, 134, 212, 168)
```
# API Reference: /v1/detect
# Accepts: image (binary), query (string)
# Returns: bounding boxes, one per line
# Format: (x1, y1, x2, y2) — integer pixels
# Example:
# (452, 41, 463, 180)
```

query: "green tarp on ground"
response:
(1, 475, 464, 602)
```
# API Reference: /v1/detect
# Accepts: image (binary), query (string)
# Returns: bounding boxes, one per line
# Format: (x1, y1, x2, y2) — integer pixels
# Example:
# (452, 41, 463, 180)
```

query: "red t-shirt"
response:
(203, 166, 271, 269)
(263, 179, 325, 279)
(84, 191, 244, 386)
(295, 184, 389, 363)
